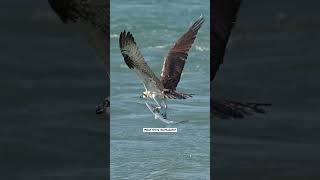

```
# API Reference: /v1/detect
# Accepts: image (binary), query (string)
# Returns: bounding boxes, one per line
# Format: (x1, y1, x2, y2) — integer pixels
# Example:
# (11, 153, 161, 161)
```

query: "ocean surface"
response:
(1, 0, 320, 180)
(110, 0, 210, 179)
(213, 0, 320, 179)
(0, 1, 107, 179)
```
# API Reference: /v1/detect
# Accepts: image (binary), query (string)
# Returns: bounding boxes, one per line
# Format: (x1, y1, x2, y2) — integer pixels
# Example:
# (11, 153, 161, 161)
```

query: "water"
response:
(0, 1, 107, 179)
(2, 0, 318, 179)
(110, 0, 210, 179)
(213, 0, 320, 179)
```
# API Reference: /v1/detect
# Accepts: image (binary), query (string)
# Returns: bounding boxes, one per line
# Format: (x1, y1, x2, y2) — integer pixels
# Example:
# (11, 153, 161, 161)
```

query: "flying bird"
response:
(119, 16, 204, 122)
(48, 0, 110, 114)
(212, 0, 271, 119)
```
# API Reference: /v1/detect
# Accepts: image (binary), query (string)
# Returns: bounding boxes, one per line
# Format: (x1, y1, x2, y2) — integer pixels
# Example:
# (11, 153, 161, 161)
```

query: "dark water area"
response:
(0, 1, 107, 179)
(1, 0, 320, 179)
(213, 0, 320, 179)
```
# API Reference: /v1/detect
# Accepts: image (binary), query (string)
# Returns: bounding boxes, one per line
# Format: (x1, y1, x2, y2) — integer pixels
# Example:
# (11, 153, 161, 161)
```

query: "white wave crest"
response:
(195, 45, 209, 52)
(110, 34, 119, 38)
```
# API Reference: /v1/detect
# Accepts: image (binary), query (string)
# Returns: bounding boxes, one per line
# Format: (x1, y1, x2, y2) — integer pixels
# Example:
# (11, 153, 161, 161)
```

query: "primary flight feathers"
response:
(48, 0, 109, 71)
(212, 0, 241, 81)
(212, 0, 271, 119)
(160, 16, 205, 91)
(48, 0, 110, 115)
(48, 0, 108, 34)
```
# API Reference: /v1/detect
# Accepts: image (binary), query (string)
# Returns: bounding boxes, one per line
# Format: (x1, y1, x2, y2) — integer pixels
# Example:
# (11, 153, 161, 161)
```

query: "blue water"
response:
(2, 0, 318, 179)
(110, 0, 210, 179)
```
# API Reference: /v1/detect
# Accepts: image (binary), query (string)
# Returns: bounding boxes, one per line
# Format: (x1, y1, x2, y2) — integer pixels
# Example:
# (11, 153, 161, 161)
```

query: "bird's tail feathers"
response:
(212, 99, 271, 119)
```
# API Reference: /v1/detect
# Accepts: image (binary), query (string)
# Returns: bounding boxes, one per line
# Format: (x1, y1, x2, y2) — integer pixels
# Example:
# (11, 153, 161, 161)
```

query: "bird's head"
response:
(140, 91, 148, 99)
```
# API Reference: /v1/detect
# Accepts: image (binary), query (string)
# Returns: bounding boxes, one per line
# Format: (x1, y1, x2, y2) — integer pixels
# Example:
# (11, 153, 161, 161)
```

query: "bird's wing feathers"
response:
(212, 0, 241, 80)
(212, 99, 271, 119)
(119, 31, 163, 92)
(48, 0, 109, 74)
(48, 0, 108, 34)
(160, 16, 204, 91)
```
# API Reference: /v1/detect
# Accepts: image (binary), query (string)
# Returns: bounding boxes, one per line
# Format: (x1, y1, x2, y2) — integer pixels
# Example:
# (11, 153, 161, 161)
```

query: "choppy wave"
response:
(195, 45, 209, 52)
(145, 44, 171, 49)
(110, 34, 119, 38)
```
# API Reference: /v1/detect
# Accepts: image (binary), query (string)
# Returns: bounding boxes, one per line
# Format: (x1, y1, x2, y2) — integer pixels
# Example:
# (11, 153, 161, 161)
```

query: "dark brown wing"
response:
(212, 0, 241, 81)
(48, 0, 108, 34)
(119, 31, 163, 91)
(212, 99, 271, 119)
(48, 0, 109, 76)
(160, 16, 204, 91)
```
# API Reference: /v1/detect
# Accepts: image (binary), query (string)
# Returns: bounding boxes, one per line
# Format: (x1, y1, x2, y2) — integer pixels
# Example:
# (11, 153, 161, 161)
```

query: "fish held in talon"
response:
(119, 16, 204, 123)
(145, 103, 173, 124)
(145, 103, 165, 118)
(212, 0, 271, 119)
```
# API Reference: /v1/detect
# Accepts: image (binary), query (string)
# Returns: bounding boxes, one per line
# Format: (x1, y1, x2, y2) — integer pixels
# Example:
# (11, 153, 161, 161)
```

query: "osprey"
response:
(212, 0, 271, 118)
(48, 0, 110, 114)
(119, 16, 204, 122)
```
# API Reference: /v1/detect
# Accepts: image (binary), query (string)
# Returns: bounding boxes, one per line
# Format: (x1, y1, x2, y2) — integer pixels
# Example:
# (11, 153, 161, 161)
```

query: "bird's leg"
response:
(152, 95, 168, 119)
(152, 94, 162, 108)
(159, 99, 168, 118)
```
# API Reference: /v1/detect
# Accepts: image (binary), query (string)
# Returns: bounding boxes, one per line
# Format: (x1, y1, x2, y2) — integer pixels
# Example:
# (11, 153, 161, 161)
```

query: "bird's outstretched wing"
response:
(160, 16, 204, 91)
(212, 99, 271, 119)
(48, 0, 109, 75)
(119, 31, 163, 92)
(212, 0, 241, 80)
(48, 0, 108, 33)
